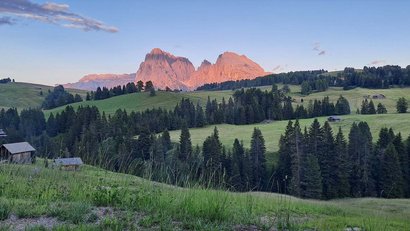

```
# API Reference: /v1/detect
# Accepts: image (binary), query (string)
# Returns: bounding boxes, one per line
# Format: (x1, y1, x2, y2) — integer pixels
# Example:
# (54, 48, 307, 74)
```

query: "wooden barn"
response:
(327, 116, 342, 122)
(0, 142, 36, 164)
(54, 157, 83, 171)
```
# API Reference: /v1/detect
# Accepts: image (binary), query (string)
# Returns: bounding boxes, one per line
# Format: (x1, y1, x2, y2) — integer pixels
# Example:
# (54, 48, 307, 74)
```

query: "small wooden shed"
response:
(327, 116, 342, 122)
(54, 157, 83, 171)
(0, 142, 36, 164)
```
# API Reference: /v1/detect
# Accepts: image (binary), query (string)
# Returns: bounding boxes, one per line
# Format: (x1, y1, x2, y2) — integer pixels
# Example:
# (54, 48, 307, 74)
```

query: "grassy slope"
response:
(0, 82, 87, 111)
(0, 163, 409, 230)
(169, 113, 410, 153)
(44, 90, 233, 117)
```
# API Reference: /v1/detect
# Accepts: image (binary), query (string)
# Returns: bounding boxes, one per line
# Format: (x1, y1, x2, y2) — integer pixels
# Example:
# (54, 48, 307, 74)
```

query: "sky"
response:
(1, 0, 410, 86)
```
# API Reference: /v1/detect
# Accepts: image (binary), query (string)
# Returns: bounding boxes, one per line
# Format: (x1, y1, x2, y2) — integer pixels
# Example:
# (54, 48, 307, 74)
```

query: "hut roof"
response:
(2, 142, 35, 154)
(328, 115, 341, 120)
(54, 157, 83, 166)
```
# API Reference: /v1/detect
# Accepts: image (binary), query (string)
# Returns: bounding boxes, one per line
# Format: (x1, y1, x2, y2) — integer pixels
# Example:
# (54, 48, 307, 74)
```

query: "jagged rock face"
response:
(186, 52, 267, 89)
(135, 48, 195, 90)
(64, 48, 267, 91)
(63, 73, 135, 91)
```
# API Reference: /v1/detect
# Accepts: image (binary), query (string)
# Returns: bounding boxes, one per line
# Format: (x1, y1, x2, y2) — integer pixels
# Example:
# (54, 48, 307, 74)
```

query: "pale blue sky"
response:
(1, 0, 409, 85)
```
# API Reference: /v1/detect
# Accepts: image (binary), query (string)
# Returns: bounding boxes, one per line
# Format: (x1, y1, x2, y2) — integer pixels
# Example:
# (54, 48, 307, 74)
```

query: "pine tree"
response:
(231, 139, 245, 191)
(396, 97, 408, 113)
(368, 100, 376, 114)
(249, 128, 267, 190)
(179, 122, 192, 161)
(276, 121, 294, 194)
(380, 143, 404, 198)
(289, 121, 303, 197)
(161, 129, 172, 151)
(300, 147, 323, 199)
(334, 127, 350, 197)
(320, 121, 337, 199)
(393, 133, 408, 196)
(360, 99, 370, 114)
(202, 127, 223, 185)
(377, 103, 387, 114)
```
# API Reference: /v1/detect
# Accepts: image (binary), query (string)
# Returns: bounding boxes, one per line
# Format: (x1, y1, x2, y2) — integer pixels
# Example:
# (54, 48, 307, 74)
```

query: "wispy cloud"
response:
(0, 0, 118, 33)
(0, 16, 15, 25)
(312, 42, 326, 56)
(368, 60, 386, 66)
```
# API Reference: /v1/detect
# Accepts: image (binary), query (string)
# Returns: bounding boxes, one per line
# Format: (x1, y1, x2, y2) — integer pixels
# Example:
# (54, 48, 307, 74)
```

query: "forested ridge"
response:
(197, 65, 410, 92)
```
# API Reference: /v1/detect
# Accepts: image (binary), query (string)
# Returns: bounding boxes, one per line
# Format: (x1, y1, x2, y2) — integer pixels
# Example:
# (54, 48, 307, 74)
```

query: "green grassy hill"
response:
(169, 113, 410, 153)
(44, 90, 233, 116)
(0, 162, 409, 230)
(0, 82, 86, 111)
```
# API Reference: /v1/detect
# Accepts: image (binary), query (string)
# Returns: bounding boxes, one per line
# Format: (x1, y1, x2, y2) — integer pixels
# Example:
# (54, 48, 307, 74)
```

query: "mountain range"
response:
(63, 48, 268, 91)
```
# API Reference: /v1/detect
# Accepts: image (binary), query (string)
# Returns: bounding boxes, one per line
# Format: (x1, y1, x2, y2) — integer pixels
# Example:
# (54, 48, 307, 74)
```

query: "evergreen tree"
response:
(320, 121, 338, 199)
(368, 100, 376, 114)
(334, 127, 350, 197)
(360, 99, 370, 114)
(300, 147, 323, 199)
(231, 139, 245, 191)
(396, 97, 408, 113)
(393, 133, 409, 196)
(380, 143, 404, 198)
(249, 128, 267, 190)
(289, 121, 303, 197)
(335, 95, 351, 115)
(179, 122, 192, 161)
(377, 103, 387, 114)
(136, 80, 144, 92)
(301, 81, 311, 95)
(161, 129, 172, 151)
(276, 121, 294, 194)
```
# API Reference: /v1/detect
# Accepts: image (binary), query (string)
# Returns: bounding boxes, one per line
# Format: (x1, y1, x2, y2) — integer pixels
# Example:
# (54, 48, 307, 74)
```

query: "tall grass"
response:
(0, 162, 409, 230)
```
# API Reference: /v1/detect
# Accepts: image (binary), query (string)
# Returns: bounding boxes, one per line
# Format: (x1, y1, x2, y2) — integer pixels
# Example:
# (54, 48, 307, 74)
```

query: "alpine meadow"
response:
(1, 1, 410, 230)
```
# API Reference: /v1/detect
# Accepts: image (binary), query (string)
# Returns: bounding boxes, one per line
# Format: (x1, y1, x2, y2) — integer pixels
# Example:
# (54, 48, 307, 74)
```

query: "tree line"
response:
(87, 81, 155, 101)
(42, 85, 83, 110)
(196, 65, 410, 92)
(1, 104, 410, 199)
(0, 78, 13, 84)
(274, 119, 410, 199)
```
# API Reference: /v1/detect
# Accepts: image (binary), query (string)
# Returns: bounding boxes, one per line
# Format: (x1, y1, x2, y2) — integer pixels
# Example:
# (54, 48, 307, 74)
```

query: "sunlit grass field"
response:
(0, 82, 86, 111)
(0, 162, 409, 230)
(169, 113, 410, 153)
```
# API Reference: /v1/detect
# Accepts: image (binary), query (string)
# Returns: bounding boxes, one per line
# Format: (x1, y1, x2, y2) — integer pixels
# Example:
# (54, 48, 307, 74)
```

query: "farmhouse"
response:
(0, 142, 36, 164)
(54, 157, 83, 171)
(327, 116, 341, 122)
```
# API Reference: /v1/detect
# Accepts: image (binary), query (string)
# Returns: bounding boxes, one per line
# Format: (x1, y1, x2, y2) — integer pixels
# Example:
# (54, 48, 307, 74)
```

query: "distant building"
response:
(327, 116, 342, 122)
(0, 142, 36, 164)
(54, 157, 83, 171)
(372, 94, 386, 99)
(0, 129, 6, 138)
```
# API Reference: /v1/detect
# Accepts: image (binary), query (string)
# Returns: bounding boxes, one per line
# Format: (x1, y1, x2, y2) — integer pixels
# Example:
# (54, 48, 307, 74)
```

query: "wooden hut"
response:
(54, 158, 83, 171)
(0, 142, 36, 164)
(327, 116, 342, 122)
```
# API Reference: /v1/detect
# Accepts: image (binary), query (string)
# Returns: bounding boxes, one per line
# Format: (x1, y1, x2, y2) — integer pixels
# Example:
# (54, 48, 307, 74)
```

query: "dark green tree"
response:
(396, 97, 408, 113)
(380, 143, 404, 198)
(249, 128, 267, 190)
